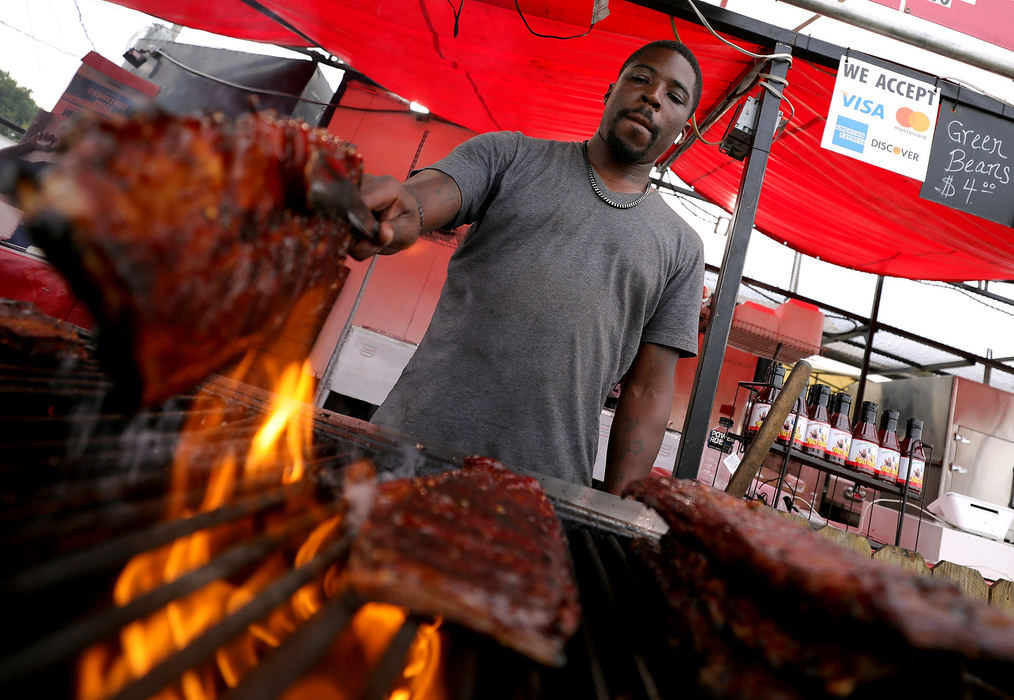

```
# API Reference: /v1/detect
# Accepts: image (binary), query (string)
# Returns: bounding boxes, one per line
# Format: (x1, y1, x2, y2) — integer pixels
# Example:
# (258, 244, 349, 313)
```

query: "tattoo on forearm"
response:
(618, 438, 645, 457)
(612, 416, 645, 457)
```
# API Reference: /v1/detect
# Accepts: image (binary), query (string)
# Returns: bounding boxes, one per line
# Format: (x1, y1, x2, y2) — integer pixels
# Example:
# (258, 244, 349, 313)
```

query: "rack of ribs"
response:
(347, 457, 581, 666)
(17, 110, 362, 407)
(0, 299, 88, 365)
(626, 477, 1014, 698)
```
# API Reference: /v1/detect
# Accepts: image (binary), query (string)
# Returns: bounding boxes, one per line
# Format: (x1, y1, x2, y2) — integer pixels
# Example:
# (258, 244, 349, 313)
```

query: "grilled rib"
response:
(18, 110, 360, 407)
(626, 477, 1014, 698)
(347, 457, 581, 666)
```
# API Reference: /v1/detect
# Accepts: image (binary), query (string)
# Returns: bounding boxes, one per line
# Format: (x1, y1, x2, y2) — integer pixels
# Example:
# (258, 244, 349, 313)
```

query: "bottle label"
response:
(875, 447, 900, 480)
(897, 456, 925, 490)
(748, 401, 771, 431)
(792, 415, 807, 447)
(847, 438, 879, 474)
(826, 428, 851, 458)
(777, 413, 806, 443)
(805, 421, 830, 450)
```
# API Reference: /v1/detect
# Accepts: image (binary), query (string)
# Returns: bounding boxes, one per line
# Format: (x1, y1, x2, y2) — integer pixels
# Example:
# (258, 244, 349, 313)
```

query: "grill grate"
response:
(0, 343, 681, 700)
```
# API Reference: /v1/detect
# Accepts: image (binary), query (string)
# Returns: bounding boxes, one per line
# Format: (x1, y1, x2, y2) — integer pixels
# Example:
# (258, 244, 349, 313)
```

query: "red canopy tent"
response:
(105, 0, 1014, 282)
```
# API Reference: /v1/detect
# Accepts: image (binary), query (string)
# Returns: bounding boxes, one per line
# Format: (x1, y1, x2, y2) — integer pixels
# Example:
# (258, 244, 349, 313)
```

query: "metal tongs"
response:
(307, 170, 381, 244)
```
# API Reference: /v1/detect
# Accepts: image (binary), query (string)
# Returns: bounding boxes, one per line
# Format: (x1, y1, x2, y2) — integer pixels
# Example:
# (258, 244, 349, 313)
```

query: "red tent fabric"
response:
(106, 0, 1014, 281)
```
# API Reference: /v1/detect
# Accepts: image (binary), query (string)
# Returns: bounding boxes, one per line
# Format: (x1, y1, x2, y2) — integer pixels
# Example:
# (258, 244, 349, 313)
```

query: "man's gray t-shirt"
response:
(372, 132, 704, 485)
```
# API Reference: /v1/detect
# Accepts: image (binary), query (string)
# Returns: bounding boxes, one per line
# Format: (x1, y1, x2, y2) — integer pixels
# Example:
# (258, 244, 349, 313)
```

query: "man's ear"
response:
(604, 83, 615, 104)
(675, 122, 693, 145)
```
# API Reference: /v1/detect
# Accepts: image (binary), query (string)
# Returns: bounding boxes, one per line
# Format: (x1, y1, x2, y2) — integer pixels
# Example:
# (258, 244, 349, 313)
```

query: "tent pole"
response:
(673, 41, 793, 480)
(777, 0, 1014, 80)
(854, 275, 884, 413)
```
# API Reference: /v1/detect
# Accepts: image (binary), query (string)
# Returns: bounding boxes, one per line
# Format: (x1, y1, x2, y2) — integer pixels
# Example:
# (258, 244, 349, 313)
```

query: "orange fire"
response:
(279, 605, 443, 700)
(247, 360, 315, 484)
(77, 350, 444, 700)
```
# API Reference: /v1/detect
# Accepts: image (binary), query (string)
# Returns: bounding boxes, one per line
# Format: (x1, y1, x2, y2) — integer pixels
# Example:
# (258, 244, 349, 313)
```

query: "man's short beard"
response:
(605, 123, 657, 164)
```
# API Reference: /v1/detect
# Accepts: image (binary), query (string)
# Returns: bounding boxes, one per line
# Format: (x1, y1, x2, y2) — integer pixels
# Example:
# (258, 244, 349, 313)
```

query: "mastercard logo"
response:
(896, 107, 931, 132)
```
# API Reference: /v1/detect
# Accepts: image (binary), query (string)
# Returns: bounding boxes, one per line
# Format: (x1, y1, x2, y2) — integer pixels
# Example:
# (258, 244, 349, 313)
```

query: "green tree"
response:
(0, 70, 40, 141)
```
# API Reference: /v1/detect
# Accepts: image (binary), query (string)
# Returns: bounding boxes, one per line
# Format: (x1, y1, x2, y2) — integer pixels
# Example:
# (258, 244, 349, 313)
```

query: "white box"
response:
(329, 326, 416, 406)
(927, 492, 1014, 541)
(863, 504, 1014, 581)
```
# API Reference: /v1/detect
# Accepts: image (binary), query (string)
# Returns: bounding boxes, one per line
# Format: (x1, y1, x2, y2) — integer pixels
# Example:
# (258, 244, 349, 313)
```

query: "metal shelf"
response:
(768, 443, 924, 502)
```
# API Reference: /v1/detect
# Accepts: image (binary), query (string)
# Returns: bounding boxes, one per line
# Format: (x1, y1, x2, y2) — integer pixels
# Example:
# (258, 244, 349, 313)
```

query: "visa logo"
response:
(841, 92, 885, 119)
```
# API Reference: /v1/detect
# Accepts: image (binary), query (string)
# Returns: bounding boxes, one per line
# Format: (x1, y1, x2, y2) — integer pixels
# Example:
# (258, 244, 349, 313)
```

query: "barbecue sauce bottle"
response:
(791, 385, 809, 449)
(803, 382, 819, 423)
(897, 418, 926, 494)
(847, 401, 880, 476)
(777, 386, 808, 449)
(746, 365, 785, 444)
(825, 392, 853, 465)
(804, 384, 831, 457)
(875, 409, 901, 484)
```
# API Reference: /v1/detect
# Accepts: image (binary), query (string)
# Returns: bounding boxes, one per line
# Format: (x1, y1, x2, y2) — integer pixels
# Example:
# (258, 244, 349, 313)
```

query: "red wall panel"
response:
(309, 81, 476, 374)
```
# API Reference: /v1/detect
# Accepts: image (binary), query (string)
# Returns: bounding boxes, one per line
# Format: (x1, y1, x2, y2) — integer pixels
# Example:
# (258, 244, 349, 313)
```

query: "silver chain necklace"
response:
(584, 145, 652, 209)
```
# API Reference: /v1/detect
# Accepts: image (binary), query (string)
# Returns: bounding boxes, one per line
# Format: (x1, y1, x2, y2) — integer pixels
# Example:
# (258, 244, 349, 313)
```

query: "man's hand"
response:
(352, 169, 463, 261)
(0, 132, 59, 163)
(29, 132, 58, 152)
(602, 343, 679, 496)
(349, 174, 422, 260)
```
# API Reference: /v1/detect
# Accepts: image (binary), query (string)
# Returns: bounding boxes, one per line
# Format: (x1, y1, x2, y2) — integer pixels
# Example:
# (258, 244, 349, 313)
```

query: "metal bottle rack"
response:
(701, 380, 932, 547)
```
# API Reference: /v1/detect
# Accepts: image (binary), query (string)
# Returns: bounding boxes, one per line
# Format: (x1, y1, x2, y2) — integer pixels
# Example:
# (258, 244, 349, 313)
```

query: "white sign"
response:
(330, 326, 416, 406)
(821, 56, 940, 181)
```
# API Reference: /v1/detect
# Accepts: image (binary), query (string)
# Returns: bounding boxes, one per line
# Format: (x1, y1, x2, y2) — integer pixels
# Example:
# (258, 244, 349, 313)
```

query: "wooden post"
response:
(816, 526, 872, 558)
(776, 510, 812, 529)
(931, 561, 989, 601)
(725, 360, 812, 498)
(988, 579, 1014, 614)
(872, 545, 929, 576)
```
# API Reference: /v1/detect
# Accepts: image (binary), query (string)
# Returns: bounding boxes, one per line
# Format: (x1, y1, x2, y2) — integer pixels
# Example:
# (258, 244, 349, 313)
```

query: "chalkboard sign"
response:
(920, 99, 1014, 227)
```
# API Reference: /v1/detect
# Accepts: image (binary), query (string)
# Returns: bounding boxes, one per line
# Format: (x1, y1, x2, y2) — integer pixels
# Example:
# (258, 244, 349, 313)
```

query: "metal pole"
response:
(313, 129, 431, 407)
(674, 42, 793, 480)
(854, 275, 884, 413)
(313, 257, 379, 407)
(319, 76, 349, 129)
(776, 0, 1014, 80)
(0, 116, 26, 136)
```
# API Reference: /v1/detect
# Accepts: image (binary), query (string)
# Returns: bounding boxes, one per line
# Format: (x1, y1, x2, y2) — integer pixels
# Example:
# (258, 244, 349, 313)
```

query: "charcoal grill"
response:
(0, 335, 689, 700)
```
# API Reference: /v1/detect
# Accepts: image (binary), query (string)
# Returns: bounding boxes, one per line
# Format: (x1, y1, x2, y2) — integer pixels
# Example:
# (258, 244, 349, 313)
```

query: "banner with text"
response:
(820, 56, 940, 181)
(46, 52, 160, 139)
(869, 0, 1014, 54)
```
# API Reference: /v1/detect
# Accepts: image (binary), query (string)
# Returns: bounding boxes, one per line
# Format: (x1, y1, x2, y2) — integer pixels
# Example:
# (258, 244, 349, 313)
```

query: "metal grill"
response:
(0, 349, 681, 700)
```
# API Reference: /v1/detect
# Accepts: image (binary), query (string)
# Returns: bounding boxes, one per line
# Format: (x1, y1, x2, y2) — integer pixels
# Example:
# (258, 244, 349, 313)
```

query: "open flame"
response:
(77, 349, 444, 700)
(247, 360, 315, 484)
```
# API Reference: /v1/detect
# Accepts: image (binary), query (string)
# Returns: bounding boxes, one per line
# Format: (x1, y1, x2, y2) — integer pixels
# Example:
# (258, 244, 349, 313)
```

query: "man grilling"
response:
(355, 40, 705, 495)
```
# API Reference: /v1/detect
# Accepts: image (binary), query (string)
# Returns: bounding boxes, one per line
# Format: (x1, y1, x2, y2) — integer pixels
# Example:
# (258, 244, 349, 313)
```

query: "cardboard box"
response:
(42, 52, 160, 140)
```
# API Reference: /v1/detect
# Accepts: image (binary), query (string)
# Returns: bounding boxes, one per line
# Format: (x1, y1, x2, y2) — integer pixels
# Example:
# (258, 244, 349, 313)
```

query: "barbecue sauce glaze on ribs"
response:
(625, 477, 1014, 698)
(18, 110, 360, 407)
(0, 299, 88, 365)
(347, 457, 580, 666)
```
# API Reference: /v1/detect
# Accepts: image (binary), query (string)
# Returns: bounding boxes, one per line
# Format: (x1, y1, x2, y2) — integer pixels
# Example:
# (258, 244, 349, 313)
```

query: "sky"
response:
(0, 0, 316, 110)
(1, 0, 1013, 382)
